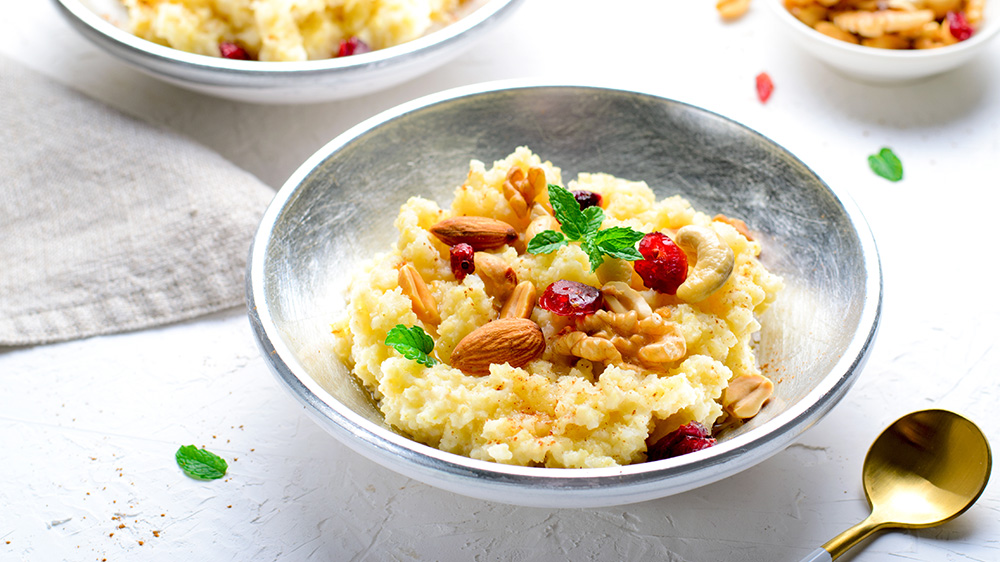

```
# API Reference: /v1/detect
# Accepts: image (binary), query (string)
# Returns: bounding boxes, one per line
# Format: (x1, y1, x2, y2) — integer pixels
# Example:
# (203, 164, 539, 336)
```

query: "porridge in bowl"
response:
(330, 148, 783, 468)
(121, 0, 469, 61)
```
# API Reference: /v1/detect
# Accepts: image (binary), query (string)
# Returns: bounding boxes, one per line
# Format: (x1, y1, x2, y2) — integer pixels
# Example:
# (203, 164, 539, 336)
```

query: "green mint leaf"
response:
(385, 324, 437, 366)
(547, 184, 588, 241)
(176, 445, 228, 480)
(581, 238, 605, 272)
(868, 147, 903, 182)
(526, 230, 568, 254)
(592, 226, 645, 260)
(581, 205, 605, 234)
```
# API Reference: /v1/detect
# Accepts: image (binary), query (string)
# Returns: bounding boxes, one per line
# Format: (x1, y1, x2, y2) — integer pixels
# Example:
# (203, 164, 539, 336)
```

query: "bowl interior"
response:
(250, 84, 881, 501)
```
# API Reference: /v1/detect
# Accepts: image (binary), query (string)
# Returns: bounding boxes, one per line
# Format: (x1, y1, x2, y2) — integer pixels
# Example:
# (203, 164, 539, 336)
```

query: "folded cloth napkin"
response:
(0, 56, 275, 346)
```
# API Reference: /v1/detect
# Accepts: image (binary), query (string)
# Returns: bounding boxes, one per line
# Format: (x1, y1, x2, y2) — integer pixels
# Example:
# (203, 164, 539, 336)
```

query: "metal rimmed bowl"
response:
(247, 82, 882, 508)
(52, 0, 524, 103)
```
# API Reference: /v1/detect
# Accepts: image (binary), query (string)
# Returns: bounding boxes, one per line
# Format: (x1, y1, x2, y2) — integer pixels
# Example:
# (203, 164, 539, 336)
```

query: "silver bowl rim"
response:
(246, 80, 883, 493)
(52, 0, 523, 86)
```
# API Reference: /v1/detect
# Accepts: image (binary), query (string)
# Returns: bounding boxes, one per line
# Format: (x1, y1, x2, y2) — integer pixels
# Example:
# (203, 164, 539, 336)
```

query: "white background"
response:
(2, 1, 999, 560)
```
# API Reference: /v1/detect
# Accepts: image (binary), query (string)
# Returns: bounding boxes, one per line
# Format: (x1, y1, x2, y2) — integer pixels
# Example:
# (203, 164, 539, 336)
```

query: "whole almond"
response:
(429, 216, 517, 250)
(450, 318, 545, 376)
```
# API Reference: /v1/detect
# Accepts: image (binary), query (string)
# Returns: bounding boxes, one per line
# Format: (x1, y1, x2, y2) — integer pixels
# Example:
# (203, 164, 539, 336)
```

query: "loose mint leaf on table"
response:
(385, 324, 437, 367)
(176, 445, 228, 480)
(868, 147, 903, 182)
(528, 183, 646, 271)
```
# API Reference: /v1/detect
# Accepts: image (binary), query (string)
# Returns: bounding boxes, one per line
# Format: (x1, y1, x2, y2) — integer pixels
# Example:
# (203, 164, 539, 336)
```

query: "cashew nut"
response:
(474, 252, 518, 302)
(601, 282, 652, 319)
(674, 225, 735, 303)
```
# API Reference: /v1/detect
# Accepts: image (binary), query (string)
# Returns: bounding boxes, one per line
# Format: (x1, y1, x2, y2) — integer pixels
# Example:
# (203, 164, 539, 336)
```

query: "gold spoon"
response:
(799, 409, 992, 562)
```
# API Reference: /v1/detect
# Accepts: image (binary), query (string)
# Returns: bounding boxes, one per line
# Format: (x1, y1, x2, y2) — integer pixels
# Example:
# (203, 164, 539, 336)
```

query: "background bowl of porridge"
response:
(52, 0, 524, 103)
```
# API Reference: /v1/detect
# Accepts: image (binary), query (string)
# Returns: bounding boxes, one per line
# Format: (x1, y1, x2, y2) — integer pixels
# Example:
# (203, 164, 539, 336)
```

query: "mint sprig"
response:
(385, 324, 437, 367)
(868, 147, 903, 182)
(176, 445, 228, 480)
(526, 184, 645, 271)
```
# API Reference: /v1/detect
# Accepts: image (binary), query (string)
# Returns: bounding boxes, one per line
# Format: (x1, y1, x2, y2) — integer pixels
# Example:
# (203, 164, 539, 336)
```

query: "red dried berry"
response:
(219, 42, 250, 60)
(634, 232, 688, 294)
(647, 422, 717, 461)
(337, 36, 371, 57)
(538, 280, 603, 316)
(756, 72, 774, 104)
(450, 243, 475, 281)
(947, 11, 974, 41)
(572, 190, 603, 210)
(668, 435, 717, 456)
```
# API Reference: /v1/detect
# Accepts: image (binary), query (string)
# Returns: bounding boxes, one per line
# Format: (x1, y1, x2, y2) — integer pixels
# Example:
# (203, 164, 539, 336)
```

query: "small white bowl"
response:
(767, 0, 1000, 82)
(52, 0, 524, 104)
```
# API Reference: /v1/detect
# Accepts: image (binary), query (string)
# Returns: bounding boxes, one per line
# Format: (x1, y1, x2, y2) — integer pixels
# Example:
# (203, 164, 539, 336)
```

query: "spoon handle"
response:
(797, 548, 832, 562)
(797, 514, 884, 561)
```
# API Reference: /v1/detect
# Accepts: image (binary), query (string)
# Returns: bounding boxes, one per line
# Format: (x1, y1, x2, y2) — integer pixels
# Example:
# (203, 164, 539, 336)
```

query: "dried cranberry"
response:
(572, 190, 603, 210)
(755, 72, 774, 104)
(337, 37, 371, 57)
(219, 42, 250, 60)
(947, 11, 974, 41)
(633, 232, 688, 294)
(450, 243, 475, 281)
(647, 422, 717, 461)
(538, 280, 603, 316)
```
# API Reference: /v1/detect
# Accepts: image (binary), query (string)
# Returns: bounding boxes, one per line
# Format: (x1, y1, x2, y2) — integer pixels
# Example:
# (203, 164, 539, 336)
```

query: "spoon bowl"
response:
(803, 409, 992, 561)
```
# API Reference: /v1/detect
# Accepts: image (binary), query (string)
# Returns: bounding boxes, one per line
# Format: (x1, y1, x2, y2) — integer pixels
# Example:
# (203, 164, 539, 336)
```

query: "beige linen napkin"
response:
(0, 56, 275, 346)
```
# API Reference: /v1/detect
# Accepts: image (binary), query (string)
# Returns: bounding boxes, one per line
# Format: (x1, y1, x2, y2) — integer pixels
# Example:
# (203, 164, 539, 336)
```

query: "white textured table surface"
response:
(3, 1, 999, 561)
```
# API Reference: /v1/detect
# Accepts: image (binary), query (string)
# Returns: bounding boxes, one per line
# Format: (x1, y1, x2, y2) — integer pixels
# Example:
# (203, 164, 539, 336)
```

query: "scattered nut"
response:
(555, 286, 686, 370)
(832, 9, 935, 38)
(450, 318, 546, 376)
(503, 166, 547, 219)
(636, 323, 686, 365)
(713, 214, 754, 241)
(722, 374, 774, 419)
(601, 282, 652, 319)
(430, 216, 517, 250)
(674, 225, 735, 303)
(815, 20, 861, 43)
(524, 210, 560, 244)
(474, 252, 518, 302)
(398, 264, 440, 325)
(500, 281, 537, 319)
(717, 0, 751, 20)
(551, 328, 623, 364)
